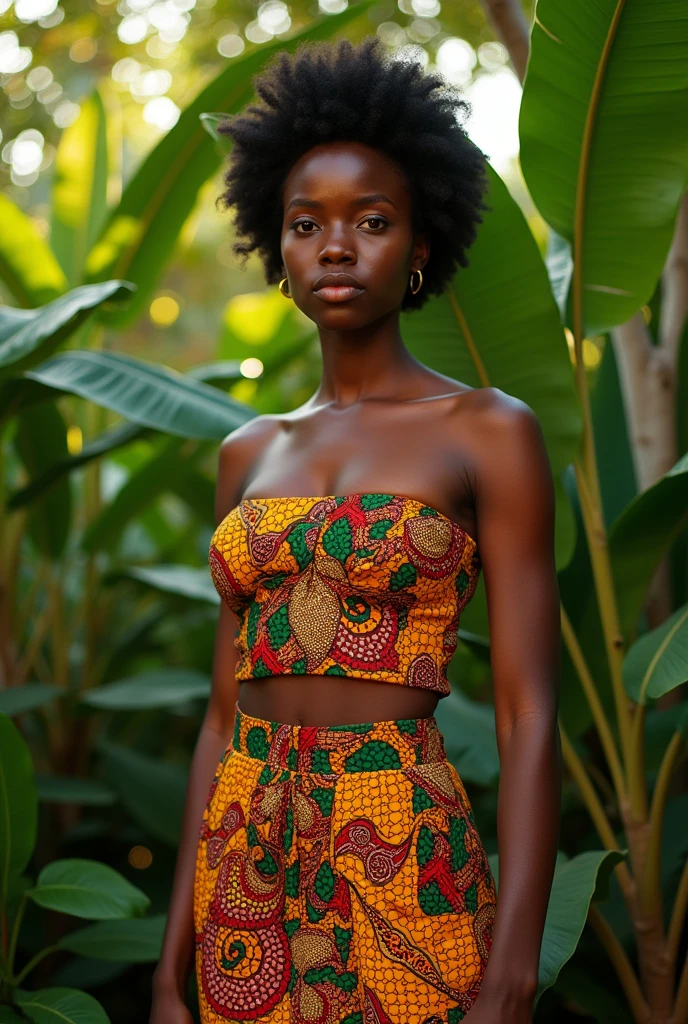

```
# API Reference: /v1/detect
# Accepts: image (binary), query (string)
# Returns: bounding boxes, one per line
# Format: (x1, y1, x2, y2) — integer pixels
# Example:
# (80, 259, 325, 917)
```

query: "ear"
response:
(411, 231, 430, 271)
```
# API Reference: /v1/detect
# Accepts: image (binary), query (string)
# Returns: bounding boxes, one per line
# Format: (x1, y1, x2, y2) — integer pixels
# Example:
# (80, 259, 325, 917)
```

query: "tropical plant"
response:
(0, 713, 165, 1023)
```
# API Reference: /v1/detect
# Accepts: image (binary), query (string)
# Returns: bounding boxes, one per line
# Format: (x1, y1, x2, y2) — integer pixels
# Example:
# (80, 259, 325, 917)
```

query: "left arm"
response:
(467, 393, 562, 1021)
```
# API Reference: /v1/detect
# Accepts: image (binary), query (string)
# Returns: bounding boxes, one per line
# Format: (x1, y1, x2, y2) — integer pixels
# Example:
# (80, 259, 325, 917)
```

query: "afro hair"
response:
(216, 36, 491, 311)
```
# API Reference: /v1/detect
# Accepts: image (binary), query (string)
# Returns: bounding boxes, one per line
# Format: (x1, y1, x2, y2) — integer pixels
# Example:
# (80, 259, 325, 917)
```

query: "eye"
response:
(360, 216, 387, 231)
(292, 219, 320, 234)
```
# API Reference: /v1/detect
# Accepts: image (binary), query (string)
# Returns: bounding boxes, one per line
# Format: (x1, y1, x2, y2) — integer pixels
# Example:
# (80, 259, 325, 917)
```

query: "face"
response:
(280, 140, 429, 330)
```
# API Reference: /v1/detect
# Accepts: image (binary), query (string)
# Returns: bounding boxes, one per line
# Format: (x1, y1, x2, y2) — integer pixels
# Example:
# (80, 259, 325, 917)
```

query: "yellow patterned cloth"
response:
(194, 706, 496, 1023)
(208, 494, 481, 696)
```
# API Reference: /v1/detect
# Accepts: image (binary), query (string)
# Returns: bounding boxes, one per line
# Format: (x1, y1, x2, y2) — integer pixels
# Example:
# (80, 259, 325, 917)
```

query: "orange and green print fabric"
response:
(209, 493, 481, 696)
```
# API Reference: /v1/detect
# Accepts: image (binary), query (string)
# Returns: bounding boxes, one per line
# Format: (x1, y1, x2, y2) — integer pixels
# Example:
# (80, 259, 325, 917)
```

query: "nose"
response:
(317, 225, 357, 266)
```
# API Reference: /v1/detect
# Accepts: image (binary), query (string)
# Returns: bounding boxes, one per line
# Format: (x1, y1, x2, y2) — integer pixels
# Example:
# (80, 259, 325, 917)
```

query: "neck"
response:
(312, 308, 421, 408)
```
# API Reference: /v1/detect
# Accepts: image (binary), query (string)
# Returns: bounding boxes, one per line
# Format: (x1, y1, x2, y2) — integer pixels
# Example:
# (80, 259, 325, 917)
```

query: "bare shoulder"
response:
(215, 413, 285, 523)
(463, 387, 555, 551)
(448, 385, 544, 456)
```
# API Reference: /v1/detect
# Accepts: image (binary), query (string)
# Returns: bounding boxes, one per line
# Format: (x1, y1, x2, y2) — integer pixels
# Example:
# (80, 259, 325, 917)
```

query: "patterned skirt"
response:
(194, 706, 497, 1024)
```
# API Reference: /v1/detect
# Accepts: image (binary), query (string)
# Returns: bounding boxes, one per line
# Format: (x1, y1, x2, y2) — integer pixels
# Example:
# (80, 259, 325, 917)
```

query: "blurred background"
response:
(1, 2, 688, 1023)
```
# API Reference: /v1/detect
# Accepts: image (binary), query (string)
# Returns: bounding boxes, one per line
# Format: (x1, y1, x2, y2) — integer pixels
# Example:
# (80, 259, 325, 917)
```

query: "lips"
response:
(312, 272, 365, 304)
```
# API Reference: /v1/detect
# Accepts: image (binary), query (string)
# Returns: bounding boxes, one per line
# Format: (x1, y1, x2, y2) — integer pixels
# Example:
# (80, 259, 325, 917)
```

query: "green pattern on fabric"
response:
(456, 568, 470, 597)
(389, 562, 417, 591)
(419, 507, 439, 518)
(303, 966, 358, 992)
(464, 881, 478, 914)
(417, 824, 435, 866)
(311, 787, 334, 817)
(288, 522, 316, 571)
(267, 605, 291, 648)
(246, 822, 259, 848)
(232, 715, 241, 749)
(258, 764, 274, 786)
(284, 918, 300, 938)
(322, 516, 354, 562)
(448, 1006, 466, 1023)
(397, 719, 418, 735)
(262, 571, 289, 590)
(252, 656, 273, 678)
(285, 861, 300, 898)
(334, 924, 352, 966)
(256, 846, 278, 877)
(412, 784, 435, 815)
(307, 894, 326, 923)
(310, 748, 332, 773)
(246, 599, 261, 646)
(286, 746, 298, 770)
(449, 815, 469, 871)
(419, 879, 455, 915)
(342, 1014, 364, 1024)
(329, 722, 373, 734)
(314, 861, 335, 903)
(360, 493, 393, 510)
(344, 740, 402, 772)
(291, 657, 307, 673)
(369, 518, 393, 539)
(246, 726, 270, 760)
(324, 663, 347, 676)
(287, 963, 298, 994)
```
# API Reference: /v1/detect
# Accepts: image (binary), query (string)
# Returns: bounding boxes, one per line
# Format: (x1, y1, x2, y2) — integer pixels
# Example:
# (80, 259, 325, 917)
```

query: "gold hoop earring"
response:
(410, 269, 423, 296)
(278, 277, 291, 299)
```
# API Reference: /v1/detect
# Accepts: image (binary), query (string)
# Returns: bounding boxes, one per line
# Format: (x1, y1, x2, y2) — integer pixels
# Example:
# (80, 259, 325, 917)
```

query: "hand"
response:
(149, 979, 195, 1024)
(459, 982, 535, 1024)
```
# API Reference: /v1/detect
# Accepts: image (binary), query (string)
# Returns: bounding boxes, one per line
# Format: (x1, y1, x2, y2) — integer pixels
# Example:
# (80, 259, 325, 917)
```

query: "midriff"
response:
(237, 674, 440, 727)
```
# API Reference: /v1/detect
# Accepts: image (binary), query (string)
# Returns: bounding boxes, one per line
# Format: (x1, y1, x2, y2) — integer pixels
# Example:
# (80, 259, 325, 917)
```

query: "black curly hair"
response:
(215, 36, 491, 311)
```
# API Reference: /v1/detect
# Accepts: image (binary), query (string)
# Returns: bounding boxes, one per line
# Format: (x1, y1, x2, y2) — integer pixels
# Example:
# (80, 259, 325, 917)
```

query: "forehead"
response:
(282, 141, 411, 205)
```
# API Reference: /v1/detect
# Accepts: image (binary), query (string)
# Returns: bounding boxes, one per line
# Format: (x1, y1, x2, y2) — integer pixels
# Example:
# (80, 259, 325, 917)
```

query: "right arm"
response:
(150, 416, 280, 1019)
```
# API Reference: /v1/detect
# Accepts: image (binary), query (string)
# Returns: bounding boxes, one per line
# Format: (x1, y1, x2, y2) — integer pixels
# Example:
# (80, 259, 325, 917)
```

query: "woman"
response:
(151, 37, 561, 1024)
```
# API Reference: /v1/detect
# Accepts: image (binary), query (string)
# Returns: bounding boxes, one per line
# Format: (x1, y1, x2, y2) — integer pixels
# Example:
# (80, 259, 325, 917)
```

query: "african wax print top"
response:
(208, 493, 481, 696)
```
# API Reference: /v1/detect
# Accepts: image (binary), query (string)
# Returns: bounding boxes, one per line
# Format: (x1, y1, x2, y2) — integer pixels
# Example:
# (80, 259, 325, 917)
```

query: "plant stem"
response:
(667, 855, 688, 981)
(560, 603, 626, 802)
(6, 893, 26, 978)
(11, 943, 61, 988)
(574, 459, 634, 794)
(587, 904, 649, 1023)
(672, 949, 688, 1024)
(639, 730, 686, 916)
(559, 722, 634, 904)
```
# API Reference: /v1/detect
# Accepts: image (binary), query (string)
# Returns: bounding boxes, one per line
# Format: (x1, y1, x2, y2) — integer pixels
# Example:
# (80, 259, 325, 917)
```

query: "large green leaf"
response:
(29, 858, 150, 919)
(80, 669, 211, 710)
(0, 714, 37, 912)
(0, 683, 64, 716)
(26, 350, 255, 440)
(520, 0, 688, 335)
(51, 88, 109, 286)
(82, 437, 202, 552)
(14, 402, 71, 559)
(57, 914, 166, 962)
(84, 3, 372, 327)
(402, 161, 582, 571)
(0, 281, 134, 376)
(98, 740, 188, 846)
(623, 601, 688, 703)
(15, 987, 110, 1024)
(536, 849, 626, 1001)
(434, 687, 499, 786)
(7, 422, 145, 511)
(0, 194, 67, 308)
(35, 777, 116, 806)
(610, 450, 688, 643)
(121, 564, 220, 604)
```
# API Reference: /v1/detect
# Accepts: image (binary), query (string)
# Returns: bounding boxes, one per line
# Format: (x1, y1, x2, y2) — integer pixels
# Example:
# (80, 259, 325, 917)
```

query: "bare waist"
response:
(237, 675, 440, 727)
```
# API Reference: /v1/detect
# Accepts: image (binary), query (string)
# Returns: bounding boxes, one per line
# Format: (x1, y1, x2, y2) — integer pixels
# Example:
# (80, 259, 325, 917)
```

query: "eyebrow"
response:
(286, 193, 398, 212)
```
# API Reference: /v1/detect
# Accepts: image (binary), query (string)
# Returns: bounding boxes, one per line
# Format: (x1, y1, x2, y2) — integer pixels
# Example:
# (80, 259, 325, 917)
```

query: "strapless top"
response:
(208, 493, 481, 696)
